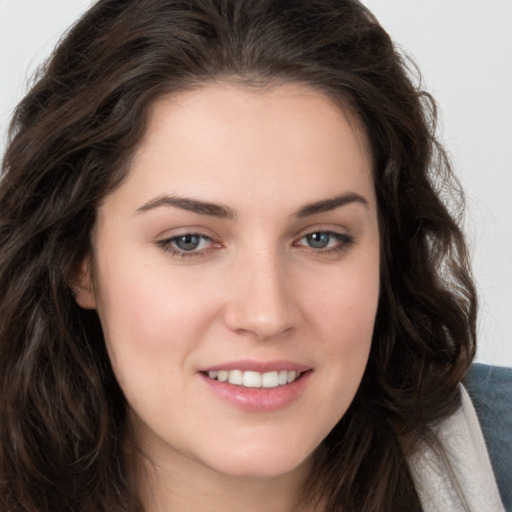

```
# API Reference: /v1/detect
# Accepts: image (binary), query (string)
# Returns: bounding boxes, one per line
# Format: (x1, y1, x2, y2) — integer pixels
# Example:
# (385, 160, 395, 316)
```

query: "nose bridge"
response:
(224, 242, 297, 339)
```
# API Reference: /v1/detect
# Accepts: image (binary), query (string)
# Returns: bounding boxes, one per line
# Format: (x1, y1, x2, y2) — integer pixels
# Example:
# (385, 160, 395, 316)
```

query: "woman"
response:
(0, 1, 505, 511)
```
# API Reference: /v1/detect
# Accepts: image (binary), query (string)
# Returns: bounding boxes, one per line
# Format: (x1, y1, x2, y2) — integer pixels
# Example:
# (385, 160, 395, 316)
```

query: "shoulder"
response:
(464, 363, 512, 512)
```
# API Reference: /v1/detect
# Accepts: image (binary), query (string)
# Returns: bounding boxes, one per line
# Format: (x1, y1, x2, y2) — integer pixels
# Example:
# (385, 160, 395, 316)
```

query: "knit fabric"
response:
(465, 364, 512, 510)
(408, 386, 505, 512)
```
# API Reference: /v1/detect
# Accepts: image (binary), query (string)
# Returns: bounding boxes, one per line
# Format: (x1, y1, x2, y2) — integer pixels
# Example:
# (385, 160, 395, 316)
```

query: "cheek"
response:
(293, 273, 378, 453)
(309, 259, 379, 345)
(304, 254, 379, 404)
(94, 261, 220, 389)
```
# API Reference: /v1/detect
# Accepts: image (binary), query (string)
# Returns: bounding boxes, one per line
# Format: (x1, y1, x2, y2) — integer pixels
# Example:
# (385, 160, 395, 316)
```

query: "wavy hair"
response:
(0, 1, 476, 510)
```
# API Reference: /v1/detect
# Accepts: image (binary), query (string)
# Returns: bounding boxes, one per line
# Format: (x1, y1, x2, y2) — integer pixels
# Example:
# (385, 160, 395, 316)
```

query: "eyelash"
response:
(157, 230, 355, 259)
(158, 233, 217, 259)
(294, 231, 355, 255)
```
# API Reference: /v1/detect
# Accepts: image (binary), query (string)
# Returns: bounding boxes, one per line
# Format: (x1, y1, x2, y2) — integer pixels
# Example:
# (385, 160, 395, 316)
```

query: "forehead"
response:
(105, 82, 375, 216)
(141, 81, 371, 164)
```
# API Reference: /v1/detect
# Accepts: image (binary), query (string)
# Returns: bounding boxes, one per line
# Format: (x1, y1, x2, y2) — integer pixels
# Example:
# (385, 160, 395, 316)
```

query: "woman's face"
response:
(76, 83, 380, 481)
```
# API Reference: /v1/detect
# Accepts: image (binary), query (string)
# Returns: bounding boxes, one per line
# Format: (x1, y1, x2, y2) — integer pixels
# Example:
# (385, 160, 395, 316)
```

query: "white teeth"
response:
(217, 370, 229, 382)
(278, 370, 288, 385)
(262, 371, 278, 388)
(207, 369, 302, 388)
(228, 369, 243, 385)
(243, 371, 261, 388)
(287, 370, 297, 383)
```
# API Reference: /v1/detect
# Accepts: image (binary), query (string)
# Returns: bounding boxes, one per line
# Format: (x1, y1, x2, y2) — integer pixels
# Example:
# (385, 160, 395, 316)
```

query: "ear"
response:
(70, 255, 97, 310)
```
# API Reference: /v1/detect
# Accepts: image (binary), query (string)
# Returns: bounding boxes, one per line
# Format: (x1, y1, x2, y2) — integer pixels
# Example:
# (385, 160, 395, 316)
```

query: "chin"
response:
(199, 437, 315, 480)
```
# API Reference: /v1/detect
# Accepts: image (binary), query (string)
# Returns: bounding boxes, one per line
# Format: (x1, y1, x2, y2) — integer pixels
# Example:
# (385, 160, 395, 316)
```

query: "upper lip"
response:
(199, 359, 311, 373)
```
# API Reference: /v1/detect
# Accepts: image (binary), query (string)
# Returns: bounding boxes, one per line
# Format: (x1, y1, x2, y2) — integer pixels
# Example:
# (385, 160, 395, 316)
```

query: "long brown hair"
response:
(0, 1, 476, 510)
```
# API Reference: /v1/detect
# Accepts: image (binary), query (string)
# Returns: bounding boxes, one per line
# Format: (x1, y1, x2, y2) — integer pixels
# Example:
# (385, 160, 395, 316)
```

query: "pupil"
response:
(176, 235, 200, 251)
(307, 232, 330, 248)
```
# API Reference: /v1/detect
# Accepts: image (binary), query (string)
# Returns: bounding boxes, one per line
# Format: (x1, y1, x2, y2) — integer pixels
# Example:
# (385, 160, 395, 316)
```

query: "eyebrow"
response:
(135, 195, 236, 219)
(295, 192, 369, 217)
(135, 192, 368, 219)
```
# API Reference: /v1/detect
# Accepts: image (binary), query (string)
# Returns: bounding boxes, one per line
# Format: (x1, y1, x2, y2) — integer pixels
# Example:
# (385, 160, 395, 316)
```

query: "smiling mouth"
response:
(204, 369, 304, 388)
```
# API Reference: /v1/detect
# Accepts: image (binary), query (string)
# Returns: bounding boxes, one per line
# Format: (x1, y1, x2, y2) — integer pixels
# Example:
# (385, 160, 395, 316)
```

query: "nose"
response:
(223, 249, 300, 340)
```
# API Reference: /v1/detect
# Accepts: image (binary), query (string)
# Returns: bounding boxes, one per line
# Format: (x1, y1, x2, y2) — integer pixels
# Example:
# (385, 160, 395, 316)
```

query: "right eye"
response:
(158, 233, 218, 257)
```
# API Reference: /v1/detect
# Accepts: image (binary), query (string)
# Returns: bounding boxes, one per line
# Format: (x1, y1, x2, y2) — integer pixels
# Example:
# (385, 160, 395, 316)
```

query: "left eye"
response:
(296, 231, 354, 250)
(160, 233, 213, 253)
(305, 232, 332, 249)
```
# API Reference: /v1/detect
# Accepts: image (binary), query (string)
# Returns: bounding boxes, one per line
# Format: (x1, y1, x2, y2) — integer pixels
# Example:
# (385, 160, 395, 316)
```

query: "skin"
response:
(74, 82, 380, 512)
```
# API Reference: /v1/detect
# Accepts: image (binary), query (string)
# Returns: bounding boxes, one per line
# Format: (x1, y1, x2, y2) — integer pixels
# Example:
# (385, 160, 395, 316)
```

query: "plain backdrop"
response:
(1, 0, 511, 366)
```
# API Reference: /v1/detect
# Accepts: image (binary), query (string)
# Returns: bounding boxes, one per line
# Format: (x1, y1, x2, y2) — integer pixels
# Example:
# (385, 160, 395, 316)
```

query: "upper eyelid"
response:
(292, 224, 351, 239)
(156, 227, 351, 241)
(162, 232, 211, 240)
(156, 226, 216, 241)
(160, 233, 214, 245)
(297, 230, 349, 240)
(157, 234, 218, 259)
(294, 231, 354, 245)
(156, 225, 353, 247)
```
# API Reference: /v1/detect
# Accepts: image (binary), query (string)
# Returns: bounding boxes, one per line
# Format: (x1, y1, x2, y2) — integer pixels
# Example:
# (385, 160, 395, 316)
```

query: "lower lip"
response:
(199, 371, 312, 412)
